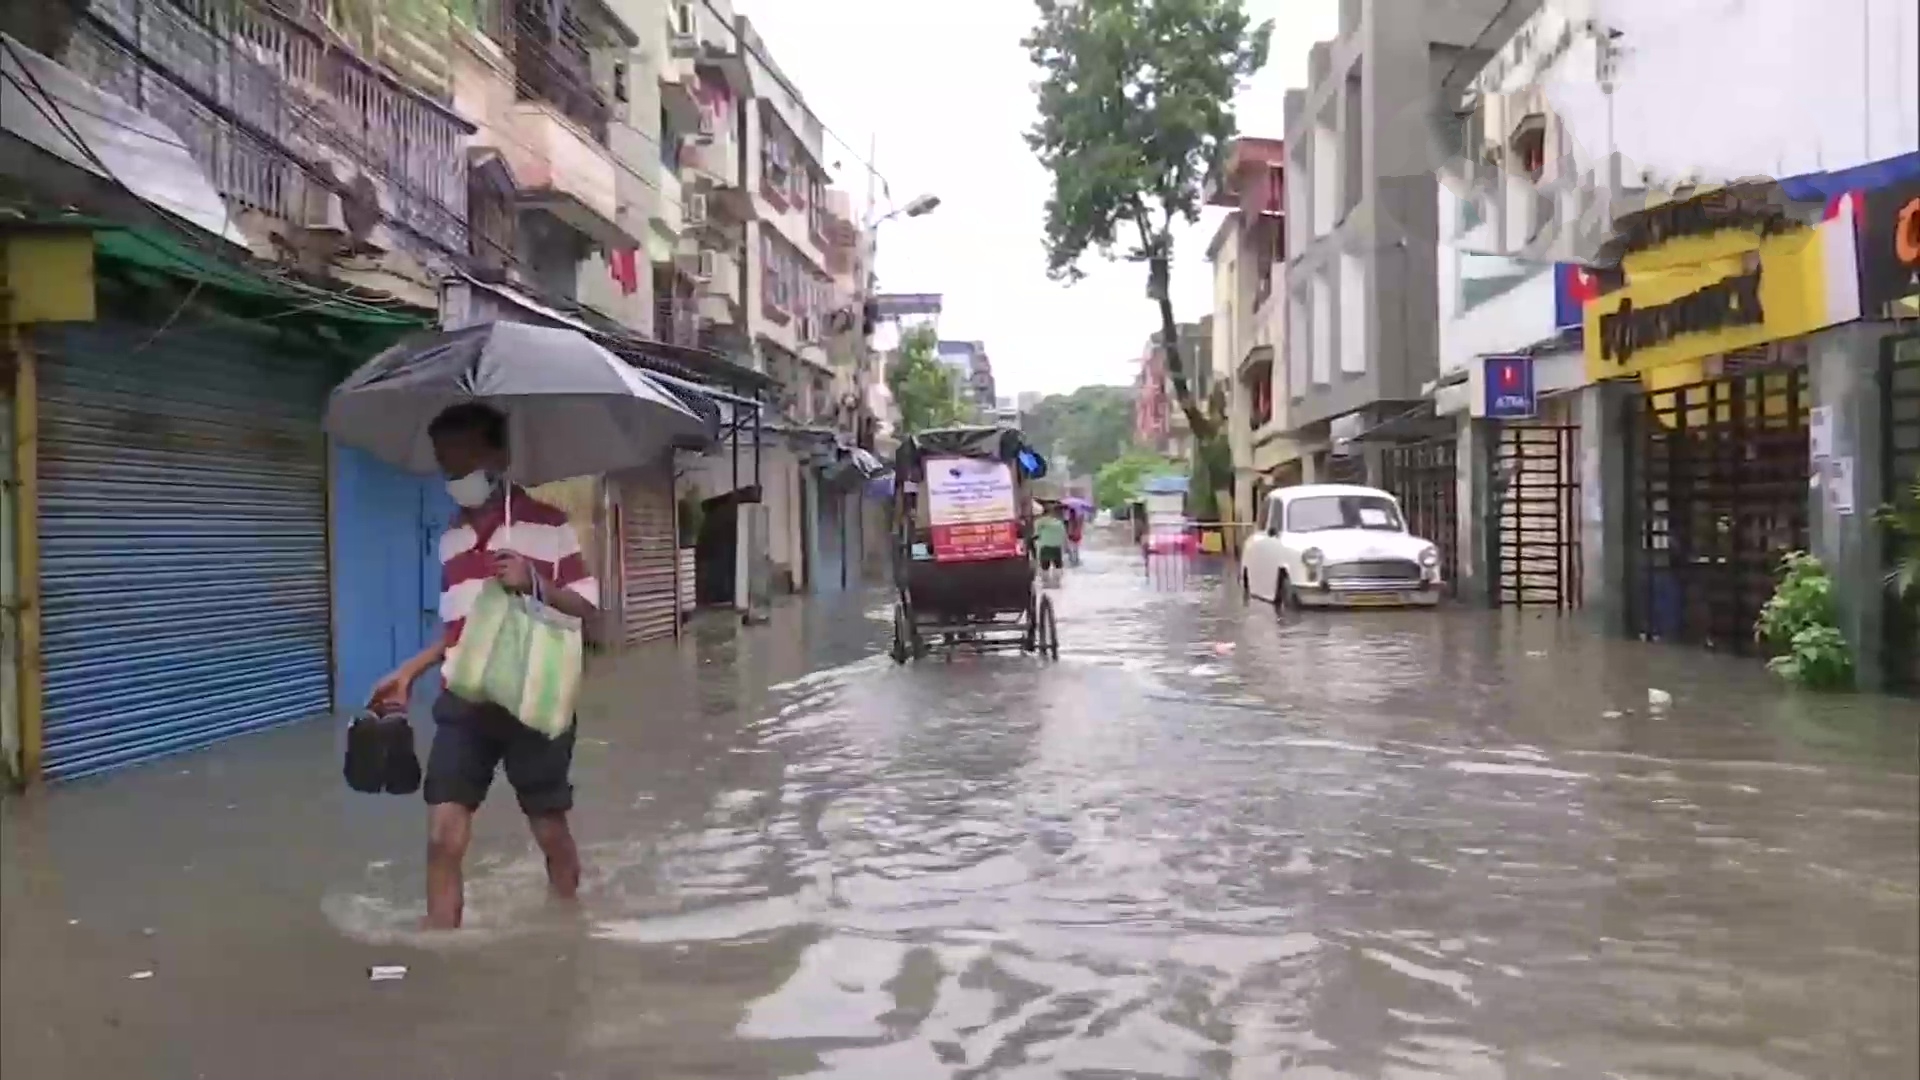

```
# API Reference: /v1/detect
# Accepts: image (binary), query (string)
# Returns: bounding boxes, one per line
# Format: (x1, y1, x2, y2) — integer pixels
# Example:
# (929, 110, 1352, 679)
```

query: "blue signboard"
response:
(1553, 263, 1600, 340)
(1484, 355, 1537, 420)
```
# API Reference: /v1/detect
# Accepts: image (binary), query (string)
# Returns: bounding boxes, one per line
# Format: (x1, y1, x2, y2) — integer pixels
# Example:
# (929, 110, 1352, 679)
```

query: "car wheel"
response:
(1276, 571, 1300, 611)
(1240, 570, 1251, 600)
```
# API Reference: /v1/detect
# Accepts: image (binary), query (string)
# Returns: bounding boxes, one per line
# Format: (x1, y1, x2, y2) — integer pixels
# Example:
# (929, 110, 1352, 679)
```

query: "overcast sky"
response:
(738, 0, 1340, 398)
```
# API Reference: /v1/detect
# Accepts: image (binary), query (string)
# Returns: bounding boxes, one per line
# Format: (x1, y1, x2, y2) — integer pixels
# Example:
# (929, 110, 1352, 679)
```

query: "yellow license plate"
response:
(1347, 593, 1399, 606)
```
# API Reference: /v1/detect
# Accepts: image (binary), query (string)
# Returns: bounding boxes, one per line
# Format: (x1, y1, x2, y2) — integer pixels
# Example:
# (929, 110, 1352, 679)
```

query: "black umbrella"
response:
(325, 321, 712, 485)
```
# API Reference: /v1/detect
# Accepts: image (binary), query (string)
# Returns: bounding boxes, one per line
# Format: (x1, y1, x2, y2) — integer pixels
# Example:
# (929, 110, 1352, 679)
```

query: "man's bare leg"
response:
(425, 803, 474, 929)
(528, 811, 580, 900)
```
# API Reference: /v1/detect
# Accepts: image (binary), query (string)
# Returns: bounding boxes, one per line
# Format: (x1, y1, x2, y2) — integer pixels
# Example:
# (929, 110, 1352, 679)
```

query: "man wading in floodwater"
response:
(371, 404, 601, 930)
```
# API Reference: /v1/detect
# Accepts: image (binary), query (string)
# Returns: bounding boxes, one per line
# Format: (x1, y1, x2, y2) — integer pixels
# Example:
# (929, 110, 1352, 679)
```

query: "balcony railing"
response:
(69, 0, 471, 254)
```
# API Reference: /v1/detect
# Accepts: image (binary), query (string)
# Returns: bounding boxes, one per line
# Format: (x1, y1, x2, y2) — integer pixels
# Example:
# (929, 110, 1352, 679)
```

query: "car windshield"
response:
(1286, 494, 1404, 533)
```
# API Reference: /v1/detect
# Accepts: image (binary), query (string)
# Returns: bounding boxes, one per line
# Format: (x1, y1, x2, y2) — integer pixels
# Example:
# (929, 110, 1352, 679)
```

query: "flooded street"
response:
(4, 537, 1918, 1079)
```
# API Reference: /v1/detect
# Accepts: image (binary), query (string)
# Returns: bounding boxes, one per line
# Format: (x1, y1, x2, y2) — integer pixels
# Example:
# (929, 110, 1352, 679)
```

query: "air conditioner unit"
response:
(799, 315, 818, 341)
(695, 249, 716, 282)
(686, 192, 708, 225)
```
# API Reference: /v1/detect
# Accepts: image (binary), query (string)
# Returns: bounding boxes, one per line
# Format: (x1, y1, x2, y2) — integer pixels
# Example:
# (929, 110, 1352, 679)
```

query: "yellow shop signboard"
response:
(1583, 216, 1861, 384)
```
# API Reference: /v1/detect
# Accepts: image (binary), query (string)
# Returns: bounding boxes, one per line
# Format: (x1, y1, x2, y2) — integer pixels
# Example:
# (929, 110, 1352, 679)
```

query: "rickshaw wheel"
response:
(1021, 596, 1038, 652)
(1037, 596, 1060, 660)
(890, 603, 911, 664)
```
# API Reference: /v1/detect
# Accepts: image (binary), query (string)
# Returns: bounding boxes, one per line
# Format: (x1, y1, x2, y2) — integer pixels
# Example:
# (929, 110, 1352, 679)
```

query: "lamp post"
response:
(855, 191, 940, 450)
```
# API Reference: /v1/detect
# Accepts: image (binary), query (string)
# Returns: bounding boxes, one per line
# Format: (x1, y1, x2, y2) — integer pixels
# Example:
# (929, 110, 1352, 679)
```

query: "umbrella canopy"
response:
(1063, 496, 1094, 512)
(325, 322, 713, 486)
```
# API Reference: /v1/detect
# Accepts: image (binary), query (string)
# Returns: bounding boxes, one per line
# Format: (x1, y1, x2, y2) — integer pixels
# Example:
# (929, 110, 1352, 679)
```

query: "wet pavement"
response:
(4, 536, 1919, 1079)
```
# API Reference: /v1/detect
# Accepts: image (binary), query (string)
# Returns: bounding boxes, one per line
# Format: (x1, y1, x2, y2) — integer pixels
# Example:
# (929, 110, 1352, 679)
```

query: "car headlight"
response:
(1302, 547, 1324, 567)
(1418, 546, 1439, 568)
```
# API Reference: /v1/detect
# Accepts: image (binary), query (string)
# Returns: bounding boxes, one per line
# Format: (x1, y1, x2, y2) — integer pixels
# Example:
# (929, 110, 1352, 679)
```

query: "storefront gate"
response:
(1881, 337, 1920, 692)
(1491, 426, 1582, 608)
(1626, 369, 1810, 652)
(1381, 438, 1458, 589)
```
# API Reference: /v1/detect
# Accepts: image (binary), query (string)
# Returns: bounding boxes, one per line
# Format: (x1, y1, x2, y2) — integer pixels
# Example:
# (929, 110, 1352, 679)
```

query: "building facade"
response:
(1408, 0, 1918, 689)
(1207, 136, 1292, 527)
(1281, 0, 1512, 483)
(0, 0, 876, 783)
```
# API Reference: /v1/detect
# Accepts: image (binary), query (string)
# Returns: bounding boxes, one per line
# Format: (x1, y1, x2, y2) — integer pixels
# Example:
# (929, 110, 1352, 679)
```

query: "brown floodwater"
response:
(4, 539, 1917, 1079)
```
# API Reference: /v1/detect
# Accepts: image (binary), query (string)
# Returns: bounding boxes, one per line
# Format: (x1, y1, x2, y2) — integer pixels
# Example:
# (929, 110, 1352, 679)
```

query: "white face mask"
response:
(446, 469, 498, 509)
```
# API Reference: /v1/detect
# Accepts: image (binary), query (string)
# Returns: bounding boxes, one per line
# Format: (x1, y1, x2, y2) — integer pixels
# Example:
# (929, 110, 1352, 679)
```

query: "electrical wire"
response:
(1, 37, 427, 319)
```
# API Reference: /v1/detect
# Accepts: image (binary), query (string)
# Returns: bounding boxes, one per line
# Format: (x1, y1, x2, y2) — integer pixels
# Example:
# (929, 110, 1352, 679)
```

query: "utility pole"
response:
(856, 134, 881, 451)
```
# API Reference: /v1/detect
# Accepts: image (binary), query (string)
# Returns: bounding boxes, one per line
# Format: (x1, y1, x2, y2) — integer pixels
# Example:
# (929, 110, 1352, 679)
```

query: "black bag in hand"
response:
(344, 708, 421, 795)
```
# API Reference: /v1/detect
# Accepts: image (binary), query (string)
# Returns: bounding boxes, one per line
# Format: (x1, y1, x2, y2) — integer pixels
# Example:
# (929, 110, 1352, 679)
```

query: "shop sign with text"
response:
(925, 457, 1021, 562)
(1484, 355, 1537, 419)
(1583, 217, 1860, 382)
(1857, 178, 1920, 313)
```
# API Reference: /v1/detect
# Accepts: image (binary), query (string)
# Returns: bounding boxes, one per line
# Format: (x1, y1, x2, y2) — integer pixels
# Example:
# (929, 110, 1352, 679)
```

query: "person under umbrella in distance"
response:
(370, 403, 600, 931)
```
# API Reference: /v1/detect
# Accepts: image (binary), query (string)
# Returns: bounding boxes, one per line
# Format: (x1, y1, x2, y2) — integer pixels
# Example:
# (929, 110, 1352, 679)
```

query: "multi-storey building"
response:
(0, 0, 800, 782)
(1281, 0, 1512, 483)
(935, 339, 995, 417)
(1423, 0, 1915, 692)
(1206, 136, 1290, 525)
(1133, 322, 1209, 464)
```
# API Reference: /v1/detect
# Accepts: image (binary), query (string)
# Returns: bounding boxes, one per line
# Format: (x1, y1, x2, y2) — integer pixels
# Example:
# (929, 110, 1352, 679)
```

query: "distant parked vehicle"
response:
(1240, 484, 1444, 609)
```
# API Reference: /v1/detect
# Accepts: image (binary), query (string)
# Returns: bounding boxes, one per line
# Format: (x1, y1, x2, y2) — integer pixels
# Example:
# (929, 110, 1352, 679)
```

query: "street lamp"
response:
(856, 191, 940, 451)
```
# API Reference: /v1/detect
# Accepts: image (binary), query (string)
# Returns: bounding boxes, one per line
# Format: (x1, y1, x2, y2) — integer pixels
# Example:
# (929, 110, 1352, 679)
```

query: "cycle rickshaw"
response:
(888, 426, 1059, 663)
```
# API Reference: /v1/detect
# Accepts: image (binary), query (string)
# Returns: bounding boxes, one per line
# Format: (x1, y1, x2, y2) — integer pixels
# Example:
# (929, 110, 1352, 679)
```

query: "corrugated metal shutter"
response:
(34, 322, 334, 781)
(620, 462, 678, 644)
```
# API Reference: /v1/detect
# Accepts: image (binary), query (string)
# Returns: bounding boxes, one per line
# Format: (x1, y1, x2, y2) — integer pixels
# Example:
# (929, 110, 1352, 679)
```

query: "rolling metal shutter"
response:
(34, 322, 334, 781)
(620, 462, 679, 644)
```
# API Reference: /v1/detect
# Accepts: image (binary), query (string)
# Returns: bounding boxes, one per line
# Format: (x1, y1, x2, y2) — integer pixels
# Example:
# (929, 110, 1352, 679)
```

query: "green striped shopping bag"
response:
(444, 579, 584, 738)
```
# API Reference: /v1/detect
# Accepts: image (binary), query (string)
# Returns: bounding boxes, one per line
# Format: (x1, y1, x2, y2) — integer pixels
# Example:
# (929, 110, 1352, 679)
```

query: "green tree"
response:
(1095, 447, 1182, 511)
(1024, 0, 1269, 445)
(886, 325, 968, 434)
(1021, 384, 1137, 478)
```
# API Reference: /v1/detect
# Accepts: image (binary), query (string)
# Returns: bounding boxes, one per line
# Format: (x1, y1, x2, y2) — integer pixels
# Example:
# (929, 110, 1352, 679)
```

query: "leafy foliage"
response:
(1095, 447, 1182, 511)
(1875, 478, 1920, 607)
(1024, 0, 1269, 443)
(1019, 384, 1138, 478)
(885, 325, 969, 435)
(1755, 551, 1855, 690)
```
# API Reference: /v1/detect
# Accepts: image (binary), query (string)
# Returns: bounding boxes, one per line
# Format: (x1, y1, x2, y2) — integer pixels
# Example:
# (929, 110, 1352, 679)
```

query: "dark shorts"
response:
(1038, 546, 1064, 570)
(424, 691, 576, 815)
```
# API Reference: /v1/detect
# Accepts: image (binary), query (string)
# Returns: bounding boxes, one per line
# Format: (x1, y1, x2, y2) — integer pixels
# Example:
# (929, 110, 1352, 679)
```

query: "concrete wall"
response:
(1809, 322, 1900, 690)
(1545, 0, 1918, 190)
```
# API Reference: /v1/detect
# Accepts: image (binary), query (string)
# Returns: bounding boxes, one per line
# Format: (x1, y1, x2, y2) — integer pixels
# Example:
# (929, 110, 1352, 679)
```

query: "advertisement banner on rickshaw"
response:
(925, 456, 1021, 561)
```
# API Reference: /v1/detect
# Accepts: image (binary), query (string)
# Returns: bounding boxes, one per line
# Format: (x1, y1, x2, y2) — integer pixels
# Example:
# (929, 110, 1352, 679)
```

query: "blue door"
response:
(330, 445, 451, 713)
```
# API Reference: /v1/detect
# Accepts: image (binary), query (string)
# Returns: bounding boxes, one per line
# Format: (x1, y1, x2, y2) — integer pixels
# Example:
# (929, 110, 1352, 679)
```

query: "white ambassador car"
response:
(1241, 484, 1444, 609)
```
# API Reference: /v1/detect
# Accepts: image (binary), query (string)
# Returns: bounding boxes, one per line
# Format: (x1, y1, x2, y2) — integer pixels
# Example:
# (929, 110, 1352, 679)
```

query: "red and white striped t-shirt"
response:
(439, 485, 598, 649)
